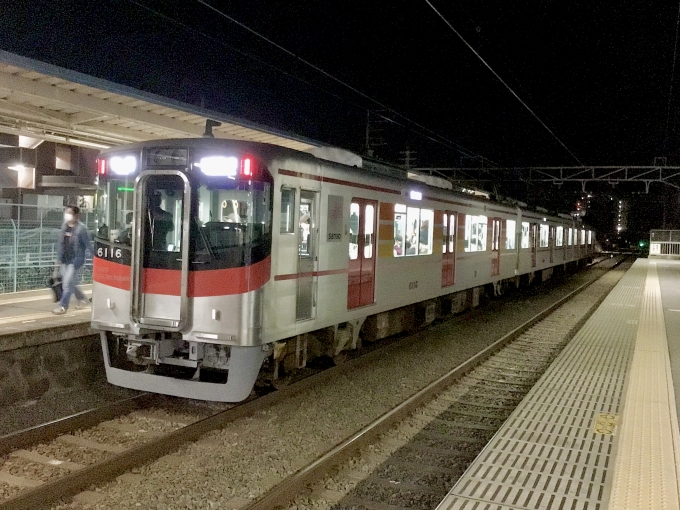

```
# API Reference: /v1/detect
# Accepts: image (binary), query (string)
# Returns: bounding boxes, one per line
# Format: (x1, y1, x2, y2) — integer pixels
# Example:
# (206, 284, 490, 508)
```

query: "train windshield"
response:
(94, 177, 135, 243)
(194, 180, 271, 267)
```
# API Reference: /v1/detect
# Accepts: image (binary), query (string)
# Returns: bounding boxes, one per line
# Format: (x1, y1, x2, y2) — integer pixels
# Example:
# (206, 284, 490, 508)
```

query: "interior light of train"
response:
(97, 159, 106, 176)
(409, 190, 423, 200)
(241, 157, 252, 177)
(198, 156, 238, 177)
(110, 155, 137, 176)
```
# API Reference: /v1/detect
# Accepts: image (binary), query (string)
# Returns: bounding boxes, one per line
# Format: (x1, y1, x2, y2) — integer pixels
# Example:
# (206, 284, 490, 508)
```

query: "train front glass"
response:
(94, 148, 272, 282)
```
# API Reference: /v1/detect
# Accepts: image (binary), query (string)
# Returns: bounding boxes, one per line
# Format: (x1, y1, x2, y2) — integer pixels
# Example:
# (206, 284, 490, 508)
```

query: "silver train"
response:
(91, 138, 596, 401)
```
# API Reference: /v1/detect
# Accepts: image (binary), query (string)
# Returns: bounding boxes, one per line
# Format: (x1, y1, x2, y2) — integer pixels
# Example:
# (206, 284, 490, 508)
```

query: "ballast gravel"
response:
(42, 266, 618, 510)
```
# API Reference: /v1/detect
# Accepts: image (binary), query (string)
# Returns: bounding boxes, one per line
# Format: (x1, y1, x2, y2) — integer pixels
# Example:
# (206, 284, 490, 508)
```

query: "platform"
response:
(0, 285, 92, 352)
(437, 258, 680, 510)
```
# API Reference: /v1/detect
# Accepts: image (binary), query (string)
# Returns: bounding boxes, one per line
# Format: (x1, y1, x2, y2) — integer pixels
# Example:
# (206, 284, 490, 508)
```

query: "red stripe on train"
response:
(93, 257, 271, 296)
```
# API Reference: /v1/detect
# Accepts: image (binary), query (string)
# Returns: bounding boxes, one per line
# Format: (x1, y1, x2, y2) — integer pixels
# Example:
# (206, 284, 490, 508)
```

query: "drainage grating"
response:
(437, 264, 648, 510)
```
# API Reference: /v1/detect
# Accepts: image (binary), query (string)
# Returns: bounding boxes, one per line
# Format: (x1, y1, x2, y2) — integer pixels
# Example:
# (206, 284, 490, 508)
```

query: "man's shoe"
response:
(75, 300, 89, 309)
(53, 306, 66, 315)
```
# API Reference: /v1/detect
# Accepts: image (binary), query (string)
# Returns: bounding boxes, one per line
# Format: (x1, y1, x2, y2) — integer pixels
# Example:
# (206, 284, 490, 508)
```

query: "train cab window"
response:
(556, 226, 564, 247)
(280, 187, 295, 234)
(539, 224, 549, 248)
(521, 222, 530, 249)
(196, 180, 271, 257)
(94, 177, 134, 244)
(506, 220, 516, 249)
(464, 215, 487, 252)
(149, 190, 181, 252)
(393, 204, 433, 256)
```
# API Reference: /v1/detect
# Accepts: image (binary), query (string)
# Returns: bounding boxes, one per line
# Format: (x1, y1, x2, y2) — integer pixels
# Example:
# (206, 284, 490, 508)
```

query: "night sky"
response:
(2, 0, 680, 236)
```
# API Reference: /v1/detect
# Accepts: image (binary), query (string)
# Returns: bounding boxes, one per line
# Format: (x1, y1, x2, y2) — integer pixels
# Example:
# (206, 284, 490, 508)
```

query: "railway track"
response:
(0, 258, 625, 510)
(246, 261, 628, 510)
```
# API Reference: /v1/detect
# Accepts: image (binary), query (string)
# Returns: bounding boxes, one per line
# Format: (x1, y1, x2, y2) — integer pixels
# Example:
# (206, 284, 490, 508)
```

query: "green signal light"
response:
(117, 187, 134, 192)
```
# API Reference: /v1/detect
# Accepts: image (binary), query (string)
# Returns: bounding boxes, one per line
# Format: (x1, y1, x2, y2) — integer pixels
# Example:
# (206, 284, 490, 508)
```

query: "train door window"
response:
(448, 214, 456, 253)
(442, 211, 456, 287)
(539, 224, 549, 247)
(580, 229, 586, 245)
(280, 187, 295, 234)
(521, 222, 530, 248)
(491, 219, 501, 251)
(364, 205, 374, 258)
(443, 213, 456, 253)
(567, 228, 572, 246)
(556, 226, 564, 247)
(505, 220, 516, 249)
(588, 230, 592, 244)
(349, 202, 360, 260)
(147, 184, 183, 252)
(394, 204, 406, 256)
(299, 202, 312, 257)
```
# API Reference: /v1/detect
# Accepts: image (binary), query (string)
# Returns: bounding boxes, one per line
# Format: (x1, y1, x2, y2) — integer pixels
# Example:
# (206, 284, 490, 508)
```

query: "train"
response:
(91, 137, 596, 401)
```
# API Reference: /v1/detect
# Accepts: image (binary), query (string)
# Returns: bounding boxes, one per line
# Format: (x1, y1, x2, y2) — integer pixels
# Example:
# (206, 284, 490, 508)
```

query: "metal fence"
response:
(649, 230, 680, 258)
(0, 204, 95, 293)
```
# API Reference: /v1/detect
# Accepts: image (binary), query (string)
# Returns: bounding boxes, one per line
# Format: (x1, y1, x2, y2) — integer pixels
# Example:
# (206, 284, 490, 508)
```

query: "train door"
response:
(491, 217, 501, 276)
(549, 226, 555, 263)
(441, 211, 456, 287)
(530, 223, 537, 268)
(130, 172, 191, 330)
(348, 198, 377, 309)
(296, 190, 319, 321)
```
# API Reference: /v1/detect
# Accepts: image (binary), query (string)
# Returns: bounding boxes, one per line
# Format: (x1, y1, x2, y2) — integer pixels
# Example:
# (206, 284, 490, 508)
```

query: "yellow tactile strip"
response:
(437, 263, 647, 510)
(607, 261, 680, 510)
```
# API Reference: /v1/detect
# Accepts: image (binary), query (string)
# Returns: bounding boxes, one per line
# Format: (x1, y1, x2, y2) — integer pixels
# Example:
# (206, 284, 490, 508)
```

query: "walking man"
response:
(53, 205, 91, 314)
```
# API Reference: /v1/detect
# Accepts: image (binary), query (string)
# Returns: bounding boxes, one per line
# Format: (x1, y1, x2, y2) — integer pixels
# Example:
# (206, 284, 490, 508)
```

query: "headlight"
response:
(109, 156, 137, 175)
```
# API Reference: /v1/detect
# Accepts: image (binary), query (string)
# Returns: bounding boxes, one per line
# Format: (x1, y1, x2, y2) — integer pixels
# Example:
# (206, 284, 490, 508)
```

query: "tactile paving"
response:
(437, 261, 661, 510)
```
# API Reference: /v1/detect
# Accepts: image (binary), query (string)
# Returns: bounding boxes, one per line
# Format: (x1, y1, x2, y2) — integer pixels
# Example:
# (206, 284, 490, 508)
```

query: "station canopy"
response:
(0, 50, 320, 152)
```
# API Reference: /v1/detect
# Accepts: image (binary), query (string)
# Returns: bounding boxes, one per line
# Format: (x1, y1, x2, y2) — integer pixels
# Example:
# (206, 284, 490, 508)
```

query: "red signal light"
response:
(241, 157, 252, 177)
(97, 159, 106, 176)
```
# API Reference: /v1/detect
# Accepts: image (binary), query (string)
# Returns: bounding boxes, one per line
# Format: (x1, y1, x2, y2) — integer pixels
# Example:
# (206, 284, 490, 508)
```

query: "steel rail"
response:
(243, 259, 626, 510)
(0, 393, 154, 457)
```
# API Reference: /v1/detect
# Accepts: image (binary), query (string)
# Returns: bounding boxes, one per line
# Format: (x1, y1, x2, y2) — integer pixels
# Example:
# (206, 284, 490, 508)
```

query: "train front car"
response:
(92, 140, 273, 401)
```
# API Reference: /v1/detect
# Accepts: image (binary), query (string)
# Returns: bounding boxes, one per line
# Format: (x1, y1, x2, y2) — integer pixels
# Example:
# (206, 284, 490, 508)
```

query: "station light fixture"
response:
(409, 190, 422, 200)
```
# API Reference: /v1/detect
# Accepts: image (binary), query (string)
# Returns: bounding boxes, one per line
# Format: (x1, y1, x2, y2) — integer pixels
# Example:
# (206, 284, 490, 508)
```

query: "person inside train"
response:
(116, 212, 134, 245)
(148, 193, 173, 251)
(222, 199, 240, 222)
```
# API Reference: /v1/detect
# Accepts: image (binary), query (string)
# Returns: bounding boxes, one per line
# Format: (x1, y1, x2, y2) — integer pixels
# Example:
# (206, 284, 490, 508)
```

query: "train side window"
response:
(556, 226, 564, 247)
(506, 220, 516, 249)
(539, 224, 549, 248)
(465, 215, 487, 252)
(567, 228, 573, 245)
(588, 230, 592, 244)
(521, 222, 530, 248)
(581, 229, 586, 245)
(280, 188, 296, 234)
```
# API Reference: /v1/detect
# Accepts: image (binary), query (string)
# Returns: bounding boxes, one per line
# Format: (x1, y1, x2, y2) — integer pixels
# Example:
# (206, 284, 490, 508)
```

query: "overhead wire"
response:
(193, 0, 495, 163)
(423, 0, 585, 167)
